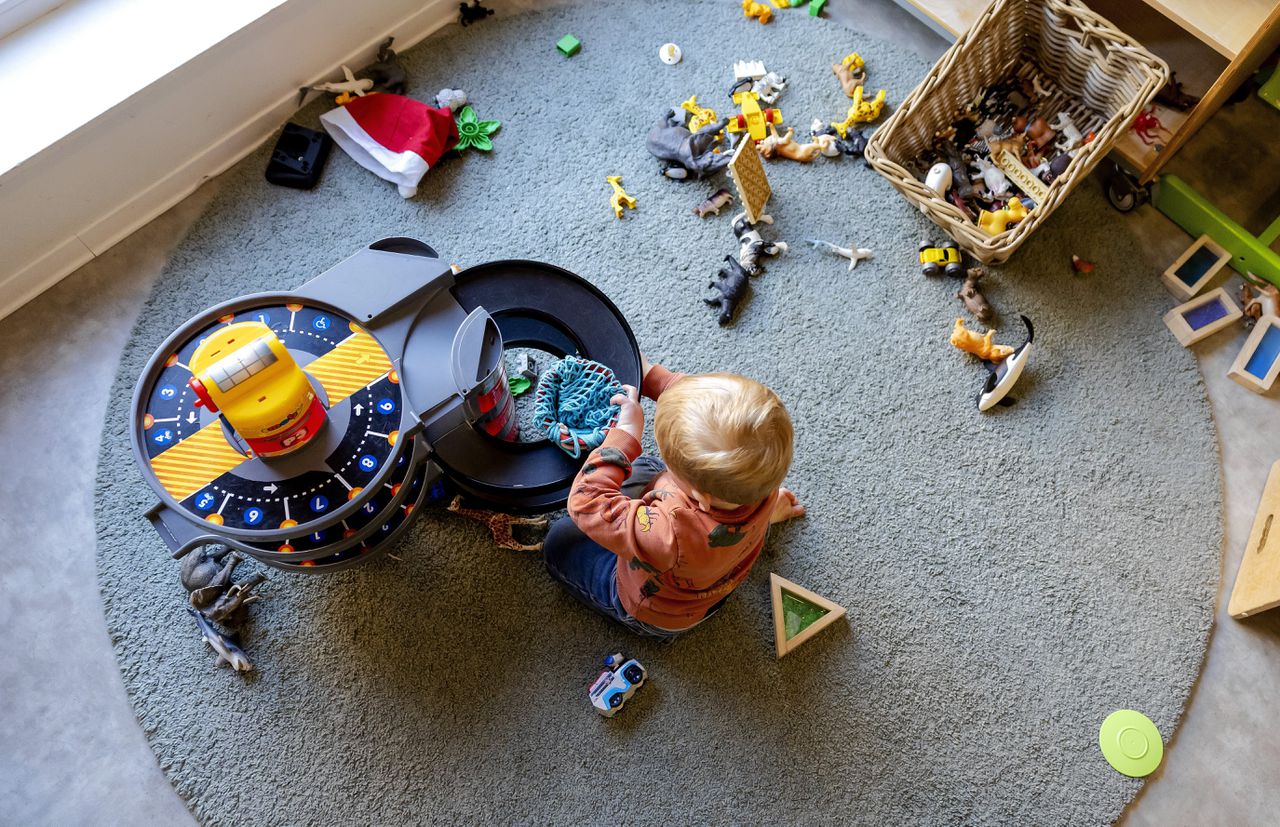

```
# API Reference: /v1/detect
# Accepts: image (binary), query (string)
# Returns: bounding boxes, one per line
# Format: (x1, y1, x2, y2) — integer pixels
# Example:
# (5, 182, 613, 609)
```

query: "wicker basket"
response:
(865, 0, 1169, 264)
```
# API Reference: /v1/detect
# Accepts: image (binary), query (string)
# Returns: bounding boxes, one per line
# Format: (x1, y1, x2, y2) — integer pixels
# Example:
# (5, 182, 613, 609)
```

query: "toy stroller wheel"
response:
(1106, 166, 1147, 213)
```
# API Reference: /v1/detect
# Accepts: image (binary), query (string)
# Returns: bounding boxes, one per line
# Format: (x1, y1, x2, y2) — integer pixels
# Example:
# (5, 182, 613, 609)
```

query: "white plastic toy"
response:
(588, 653, 647, 717)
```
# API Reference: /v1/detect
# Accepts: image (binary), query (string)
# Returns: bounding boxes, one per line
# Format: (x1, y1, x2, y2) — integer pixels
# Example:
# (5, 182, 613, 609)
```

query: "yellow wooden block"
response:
(1228, 459, 1280, 618)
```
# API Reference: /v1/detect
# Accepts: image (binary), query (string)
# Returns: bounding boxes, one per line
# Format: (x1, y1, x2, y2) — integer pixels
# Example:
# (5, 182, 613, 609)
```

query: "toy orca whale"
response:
(189, 608, 252, 672)
(978, 315, 1033, 411)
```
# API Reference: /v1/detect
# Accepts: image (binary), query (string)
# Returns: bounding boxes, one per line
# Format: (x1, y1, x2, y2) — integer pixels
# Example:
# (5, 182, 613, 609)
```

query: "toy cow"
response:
(732, 212, 787, 275)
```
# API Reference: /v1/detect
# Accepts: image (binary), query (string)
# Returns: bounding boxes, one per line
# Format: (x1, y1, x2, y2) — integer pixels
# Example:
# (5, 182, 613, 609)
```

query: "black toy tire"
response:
(921, 263, 940, 278)
(1106, 166, 1148, 213)
(945, 262, 965, 278)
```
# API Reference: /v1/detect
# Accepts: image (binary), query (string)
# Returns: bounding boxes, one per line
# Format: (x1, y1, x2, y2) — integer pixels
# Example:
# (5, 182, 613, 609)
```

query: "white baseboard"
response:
(0, 0, 456, 323)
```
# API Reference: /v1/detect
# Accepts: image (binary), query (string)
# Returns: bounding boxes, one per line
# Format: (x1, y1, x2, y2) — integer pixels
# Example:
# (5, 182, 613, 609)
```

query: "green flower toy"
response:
(454, 105, 501, 152)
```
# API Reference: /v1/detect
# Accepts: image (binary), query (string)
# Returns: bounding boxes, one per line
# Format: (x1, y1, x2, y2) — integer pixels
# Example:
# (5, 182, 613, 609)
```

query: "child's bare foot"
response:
(770, 487, 805, 524)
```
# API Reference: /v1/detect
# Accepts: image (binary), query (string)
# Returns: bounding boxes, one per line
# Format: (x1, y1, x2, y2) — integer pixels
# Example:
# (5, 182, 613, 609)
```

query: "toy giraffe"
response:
(606, 176, 637, 219)
(447, 495, 549, 552)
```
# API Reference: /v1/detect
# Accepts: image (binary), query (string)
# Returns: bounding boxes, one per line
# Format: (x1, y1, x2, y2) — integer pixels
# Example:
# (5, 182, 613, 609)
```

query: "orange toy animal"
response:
(950, 318, 1014, 362)
(742, 0, 772, 23)
(758, 126, 831, 162)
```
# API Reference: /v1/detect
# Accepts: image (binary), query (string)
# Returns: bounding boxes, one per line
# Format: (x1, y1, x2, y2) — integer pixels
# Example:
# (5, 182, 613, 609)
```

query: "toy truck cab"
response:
(919, 241, 963, 277)
(188, 321, 326, 457)
(588, 652, 647, 717)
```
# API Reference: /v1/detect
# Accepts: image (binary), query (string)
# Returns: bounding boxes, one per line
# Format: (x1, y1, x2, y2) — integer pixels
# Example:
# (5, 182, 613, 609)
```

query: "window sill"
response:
(0, 0, 285, 175)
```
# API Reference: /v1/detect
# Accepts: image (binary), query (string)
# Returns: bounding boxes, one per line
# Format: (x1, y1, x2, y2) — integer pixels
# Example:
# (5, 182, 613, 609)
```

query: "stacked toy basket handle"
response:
(865, 0, 1170, 264)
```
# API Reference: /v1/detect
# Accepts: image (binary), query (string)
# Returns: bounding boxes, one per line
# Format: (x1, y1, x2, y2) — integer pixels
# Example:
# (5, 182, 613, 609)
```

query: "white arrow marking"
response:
(354, 404, 364, 416)
(264, 483, 278, 493)
(187, 411, 199, 424)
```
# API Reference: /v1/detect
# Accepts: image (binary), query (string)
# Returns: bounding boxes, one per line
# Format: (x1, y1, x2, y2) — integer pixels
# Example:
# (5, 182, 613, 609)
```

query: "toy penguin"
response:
(705, 256, 752, 325)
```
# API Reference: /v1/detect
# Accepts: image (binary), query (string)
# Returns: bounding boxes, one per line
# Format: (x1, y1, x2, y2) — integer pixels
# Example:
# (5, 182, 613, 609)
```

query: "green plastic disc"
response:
(1099, 710, 1163, 777)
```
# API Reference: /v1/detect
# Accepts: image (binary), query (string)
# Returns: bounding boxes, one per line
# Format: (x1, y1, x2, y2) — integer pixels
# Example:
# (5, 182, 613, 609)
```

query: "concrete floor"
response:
(1, 1, 1278, 824)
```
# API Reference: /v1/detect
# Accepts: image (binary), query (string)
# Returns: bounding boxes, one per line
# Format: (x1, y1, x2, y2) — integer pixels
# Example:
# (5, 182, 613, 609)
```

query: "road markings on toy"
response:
(305, 331, 392, 401)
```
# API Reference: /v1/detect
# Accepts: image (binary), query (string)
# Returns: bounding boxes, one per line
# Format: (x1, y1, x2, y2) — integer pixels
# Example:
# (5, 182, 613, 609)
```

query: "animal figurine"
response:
(448, 495, 549, 551)
(693, 188, 734, 218)
(925, 162, 952, 199)
(1051, 112, 1084, 151)
(705, 255, 753, 325)
(1132, 107, 1173, 146)
(742, 0, 773, 23)
(831, 86, 886, 136)
(1155, 72, 1200, 111)
(808, 239, 873, 271)
(646, 109, 732, 180)
(985, 131, 1027, 160)
(606, 175, 637, 219)
(458, 0, 494, 26)
(937, 140, 975, 200)
(1070, 255, 1096, 274)
(1030, 76, 1052, 100)
(204, 572, 268, 626)
(977, 197, 1029, 236)
(1039, 152, 1072, 184)
(969, 155, 1011, 198)
(732, 212, 787, 275)
(951, 318, 1014, 362)
(957, 267, 994, 324)
(1241, 273, 1280, 327)
(434, 88, 468, 112)
(680, 95, 721, 134)
(1025, 117, 1055, 149)
(973, 316, 1034, 411)
(810, 121, 865, 157)
(831, 54, 865, 97)
(189, 609, 252, 672)
(357, 37, 408, 96)
(180, 546, 242, 609)
(752, 71, 788, 105)
(758, 125, 828, 163)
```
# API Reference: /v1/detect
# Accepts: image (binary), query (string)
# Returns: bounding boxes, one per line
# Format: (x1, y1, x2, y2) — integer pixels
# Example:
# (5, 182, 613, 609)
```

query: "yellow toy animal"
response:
(606, 175, 637, 219)
(950, 318, 1013, 362)
(977, 197, 1030, 236)
(742, 0, 773, 23)
(680, 95, 720, 135)
(831, 86, 887, 137)
(758, 125, 829, 162)
(832, 53, 865, 97)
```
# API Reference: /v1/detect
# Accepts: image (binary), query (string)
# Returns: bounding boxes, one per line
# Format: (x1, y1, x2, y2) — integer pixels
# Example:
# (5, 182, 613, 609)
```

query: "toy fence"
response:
(865, 0, 1169, 264)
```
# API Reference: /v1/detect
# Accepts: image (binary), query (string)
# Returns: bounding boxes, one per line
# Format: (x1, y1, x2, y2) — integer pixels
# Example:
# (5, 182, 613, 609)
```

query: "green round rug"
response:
(95, 1, 1221, 823)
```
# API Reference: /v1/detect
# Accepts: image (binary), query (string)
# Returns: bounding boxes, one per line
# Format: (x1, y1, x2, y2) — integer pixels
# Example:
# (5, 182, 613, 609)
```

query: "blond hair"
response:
(654, 373, 793, 506)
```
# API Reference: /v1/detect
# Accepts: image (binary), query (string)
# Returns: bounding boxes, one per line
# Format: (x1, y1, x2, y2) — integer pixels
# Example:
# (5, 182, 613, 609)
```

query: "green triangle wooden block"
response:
(770, 573, 846, 658)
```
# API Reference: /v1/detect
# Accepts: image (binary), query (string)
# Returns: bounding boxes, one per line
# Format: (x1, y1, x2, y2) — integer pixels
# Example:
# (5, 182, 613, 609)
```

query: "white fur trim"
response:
(320, 106, 430, 193)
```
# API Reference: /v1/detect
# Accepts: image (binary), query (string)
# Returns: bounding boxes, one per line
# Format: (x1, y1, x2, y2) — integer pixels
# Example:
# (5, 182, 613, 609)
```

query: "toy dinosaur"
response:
(957, 267, 994, 324)
(831, 86, 886, 137)
(758, 125, 828, 162)
(181, 546, 242, 609)
(808, 239, 873, 271)
(742, 0, 773, 24)
(204, 572, 268, 626)
(732, 212, 787, 275)
(693, 187, 734, 218)
(705, 255, 753, 325)
(951, 318, 1013, 362)
(831, 53, 865, 97)
(606, 175, 637, 219)
(646, 109, 732, 180)
(448, 495, 549, 551)
(189, 608, 252, 672)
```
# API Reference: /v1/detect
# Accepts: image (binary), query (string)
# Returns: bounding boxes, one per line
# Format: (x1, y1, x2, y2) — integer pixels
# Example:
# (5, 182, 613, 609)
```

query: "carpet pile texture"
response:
(96, 1, 1222, 823)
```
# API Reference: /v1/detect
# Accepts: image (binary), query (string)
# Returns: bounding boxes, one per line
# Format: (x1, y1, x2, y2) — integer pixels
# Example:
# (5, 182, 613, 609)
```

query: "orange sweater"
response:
(566, 365, 778, 630)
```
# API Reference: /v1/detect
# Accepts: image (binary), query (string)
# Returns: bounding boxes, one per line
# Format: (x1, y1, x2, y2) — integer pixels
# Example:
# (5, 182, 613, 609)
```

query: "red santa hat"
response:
(319, 94, 459, 198)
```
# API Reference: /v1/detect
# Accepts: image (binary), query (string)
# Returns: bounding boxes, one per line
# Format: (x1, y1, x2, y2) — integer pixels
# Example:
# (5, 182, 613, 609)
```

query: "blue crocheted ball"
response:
(532, 356, 623, 458)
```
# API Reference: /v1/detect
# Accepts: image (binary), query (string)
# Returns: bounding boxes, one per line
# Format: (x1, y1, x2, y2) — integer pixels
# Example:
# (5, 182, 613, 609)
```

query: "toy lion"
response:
(950, 318, 1013, 362)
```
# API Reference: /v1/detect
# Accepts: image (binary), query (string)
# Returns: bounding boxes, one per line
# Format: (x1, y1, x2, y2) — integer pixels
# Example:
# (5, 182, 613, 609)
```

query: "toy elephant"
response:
(180, 546, 242, 609)
(647, 109, 732, 180)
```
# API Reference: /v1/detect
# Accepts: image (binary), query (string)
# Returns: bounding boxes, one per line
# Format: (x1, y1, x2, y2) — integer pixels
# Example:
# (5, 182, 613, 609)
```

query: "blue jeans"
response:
(544, 456, 683, 639)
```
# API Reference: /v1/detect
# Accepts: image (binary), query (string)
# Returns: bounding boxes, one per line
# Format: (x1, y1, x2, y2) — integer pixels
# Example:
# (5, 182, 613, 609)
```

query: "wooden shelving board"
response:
(897, 0, 981, 37)
(1138, 0, 1278, 59)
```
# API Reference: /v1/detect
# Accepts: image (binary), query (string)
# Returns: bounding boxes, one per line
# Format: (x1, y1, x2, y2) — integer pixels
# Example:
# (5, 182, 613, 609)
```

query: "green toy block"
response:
(556, 34, 581, 57)
(809, 0, 827, 15)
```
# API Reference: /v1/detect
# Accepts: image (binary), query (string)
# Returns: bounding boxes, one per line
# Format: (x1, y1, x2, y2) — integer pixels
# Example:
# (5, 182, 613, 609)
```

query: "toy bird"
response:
(808, 239, 873, 271)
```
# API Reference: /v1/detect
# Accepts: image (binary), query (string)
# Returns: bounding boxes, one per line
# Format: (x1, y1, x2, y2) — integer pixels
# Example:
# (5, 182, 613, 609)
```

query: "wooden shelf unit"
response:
(893, 0, 1280, 183)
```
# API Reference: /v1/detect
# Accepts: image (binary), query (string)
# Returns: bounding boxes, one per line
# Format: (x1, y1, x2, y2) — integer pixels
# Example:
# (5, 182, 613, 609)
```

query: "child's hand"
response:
(610, 384, 644, 443)
(769, 487, 806, 524)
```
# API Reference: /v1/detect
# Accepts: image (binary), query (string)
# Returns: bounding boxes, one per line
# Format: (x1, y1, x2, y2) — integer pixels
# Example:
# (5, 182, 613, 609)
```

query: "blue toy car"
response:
(588, 653, 647, 717)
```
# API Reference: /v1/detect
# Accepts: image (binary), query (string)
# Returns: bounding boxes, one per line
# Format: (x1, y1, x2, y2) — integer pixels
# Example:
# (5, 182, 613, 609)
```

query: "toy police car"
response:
(588, 653, 647, 717)
(919, 240, 964, 278)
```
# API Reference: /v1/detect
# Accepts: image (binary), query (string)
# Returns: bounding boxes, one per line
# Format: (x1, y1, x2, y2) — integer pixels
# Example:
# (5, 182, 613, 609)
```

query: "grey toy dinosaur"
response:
(646, 110, 732, 180)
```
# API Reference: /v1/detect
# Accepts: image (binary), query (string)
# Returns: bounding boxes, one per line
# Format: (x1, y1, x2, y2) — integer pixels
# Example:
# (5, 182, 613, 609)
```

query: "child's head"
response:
(654, 373, 793, 507)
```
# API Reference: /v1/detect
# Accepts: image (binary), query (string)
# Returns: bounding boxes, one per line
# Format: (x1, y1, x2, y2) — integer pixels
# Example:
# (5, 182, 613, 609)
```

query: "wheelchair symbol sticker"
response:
(312, 315, 331, 332)
(194, 491, 216, 511)
(153, 429, 174, 445)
